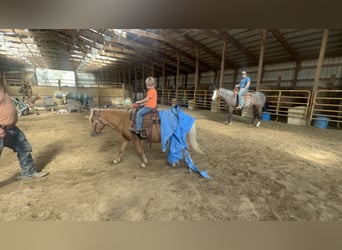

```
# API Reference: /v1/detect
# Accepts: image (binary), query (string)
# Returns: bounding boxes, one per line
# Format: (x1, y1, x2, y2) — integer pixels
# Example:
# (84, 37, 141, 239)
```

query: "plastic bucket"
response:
(313, 116, 330, 129)
(261, 112, 271, 121)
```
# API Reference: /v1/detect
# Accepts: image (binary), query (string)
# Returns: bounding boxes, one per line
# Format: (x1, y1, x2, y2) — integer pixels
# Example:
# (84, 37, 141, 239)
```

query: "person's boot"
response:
(17, 171, 49, 180)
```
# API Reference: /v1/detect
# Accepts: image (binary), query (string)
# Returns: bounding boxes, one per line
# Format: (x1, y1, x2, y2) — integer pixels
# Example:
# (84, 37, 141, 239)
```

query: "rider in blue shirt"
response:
(235, 71, 251, 109)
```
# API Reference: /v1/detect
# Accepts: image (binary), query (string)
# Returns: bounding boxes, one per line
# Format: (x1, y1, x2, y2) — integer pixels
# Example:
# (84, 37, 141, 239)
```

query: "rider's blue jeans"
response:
(135, 106, 153, 131)
(238, 88, 249, 107)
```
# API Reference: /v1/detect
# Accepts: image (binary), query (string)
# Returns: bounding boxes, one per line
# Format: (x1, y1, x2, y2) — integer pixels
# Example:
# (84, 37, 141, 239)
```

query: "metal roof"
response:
(1, 29, 342, 78)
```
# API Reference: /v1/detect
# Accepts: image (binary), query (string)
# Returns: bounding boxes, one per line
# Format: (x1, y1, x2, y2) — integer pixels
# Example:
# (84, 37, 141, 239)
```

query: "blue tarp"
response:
(159, 106, 211, 179)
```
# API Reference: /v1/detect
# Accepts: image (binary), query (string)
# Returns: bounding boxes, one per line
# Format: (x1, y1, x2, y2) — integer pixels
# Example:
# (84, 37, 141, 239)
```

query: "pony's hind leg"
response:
(254, 105, 263, 127)
(113, 139, 129, 164)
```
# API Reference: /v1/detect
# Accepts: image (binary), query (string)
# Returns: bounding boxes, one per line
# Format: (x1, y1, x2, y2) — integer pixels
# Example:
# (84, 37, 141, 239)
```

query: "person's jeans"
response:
(238, 88, 249, 107)
(0, 126, 36, 176)
(135, 106, 153, 131)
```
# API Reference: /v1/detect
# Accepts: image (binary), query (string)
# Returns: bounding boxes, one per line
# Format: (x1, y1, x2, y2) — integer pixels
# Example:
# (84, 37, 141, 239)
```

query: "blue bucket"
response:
(313, 116, 330, 129)
(261, 112, 271, 121)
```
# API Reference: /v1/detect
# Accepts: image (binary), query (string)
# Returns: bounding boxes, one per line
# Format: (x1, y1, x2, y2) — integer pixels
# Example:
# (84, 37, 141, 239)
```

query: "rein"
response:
(92, 109, 102, 134)
(219, 88, 238, 98)
(93, 109, 128, 133)
(215, 89, 225, 101)
(212, 89, 221, 101)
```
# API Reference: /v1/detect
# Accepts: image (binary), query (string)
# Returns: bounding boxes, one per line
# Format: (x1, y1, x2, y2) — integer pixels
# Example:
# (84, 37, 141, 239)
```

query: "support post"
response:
(219, 40, 227, 89)
(256, 29, 266, 91)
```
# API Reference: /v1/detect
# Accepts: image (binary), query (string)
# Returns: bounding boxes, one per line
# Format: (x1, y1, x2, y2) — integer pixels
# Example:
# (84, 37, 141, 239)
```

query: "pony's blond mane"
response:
(89, 108, 107, 122)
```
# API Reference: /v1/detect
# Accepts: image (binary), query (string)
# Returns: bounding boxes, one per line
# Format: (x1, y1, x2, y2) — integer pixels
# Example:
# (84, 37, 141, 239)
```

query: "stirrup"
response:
(139, 128, 148, 138)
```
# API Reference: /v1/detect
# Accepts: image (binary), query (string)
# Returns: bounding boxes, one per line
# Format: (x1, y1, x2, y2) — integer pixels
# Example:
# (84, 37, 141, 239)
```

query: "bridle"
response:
(212, 88, 221, 101)
(91, 109, 128, 135)
(90, 109, 103, 135)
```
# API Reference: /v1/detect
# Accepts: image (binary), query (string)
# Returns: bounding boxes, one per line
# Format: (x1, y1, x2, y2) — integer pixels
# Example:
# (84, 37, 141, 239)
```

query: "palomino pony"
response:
(211, 88, 267, 127)
(89, 108, 204, 168)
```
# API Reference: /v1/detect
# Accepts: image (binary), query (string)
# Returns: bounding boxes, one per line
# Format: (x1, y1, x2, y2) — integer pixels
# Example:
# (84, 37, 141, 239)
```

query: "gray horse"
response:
(211, 88, 266, 127)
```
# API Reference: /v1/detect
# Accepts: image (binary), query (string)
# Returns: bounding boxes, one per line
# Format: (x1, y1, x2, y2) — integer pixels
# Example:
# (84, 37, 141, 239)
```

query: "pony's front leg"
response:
(113, 139, 129, 164)
(225, 106, 233, 125)
(133, 138, 148, 168)
(250, 105, 257, 126)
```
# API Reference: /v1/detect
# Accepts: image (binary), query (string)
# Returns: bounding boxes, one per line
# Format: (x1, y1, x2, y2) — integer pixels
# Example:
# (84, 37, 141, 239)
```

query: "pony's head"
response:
(211, 89, 220, 101)
(89, 108, 106, 136)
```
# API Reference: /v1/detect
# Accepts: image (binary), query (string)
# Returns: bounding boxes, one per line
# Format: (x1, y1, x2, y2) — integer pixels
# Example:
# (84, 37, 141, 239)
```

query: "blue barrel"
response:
(313, 116, 330, 129)
(68, 92, 76, 100)
(261, 112, 271, 121)
(75, 93, 83, 102)
(82, 93, 91, 105)
(54, 92, 64, 98)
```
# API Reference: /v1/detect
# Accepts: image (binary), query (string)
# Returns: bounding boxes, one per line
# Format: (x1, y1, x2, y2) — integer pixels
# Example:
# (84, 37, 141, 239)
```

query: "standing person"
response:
(235, 70, 251, 109)
(0, 83, 49, 179)
(130, 76, 157, 135)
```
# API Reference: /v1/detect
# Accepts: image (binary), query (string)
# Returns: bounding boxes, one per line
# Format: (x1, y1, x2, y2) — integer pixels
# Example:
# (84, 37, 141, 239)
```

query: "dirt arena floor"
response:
(1, 105, 342, 221)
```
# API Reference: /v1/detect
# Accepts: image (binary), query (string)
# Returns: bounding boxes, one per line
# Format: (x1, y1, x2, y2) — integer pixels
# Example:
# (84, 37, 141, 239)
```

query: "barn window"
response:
(35, 68, 76, 87)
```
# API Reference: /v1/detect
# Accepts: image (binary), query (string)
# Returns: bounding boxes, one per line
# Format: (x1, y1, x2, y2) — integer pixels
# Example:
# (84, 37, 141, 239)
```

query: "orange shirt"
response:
(144, 87, 157, 108)
(0, 91, 18, 126)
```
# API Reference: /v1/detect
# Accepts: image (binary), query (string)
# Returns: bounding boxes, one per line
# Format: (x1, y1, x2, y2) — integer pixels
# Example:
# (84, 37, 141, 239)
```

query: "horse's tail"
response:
(188, 122, 204, 154)
(255, 92, 268, 112)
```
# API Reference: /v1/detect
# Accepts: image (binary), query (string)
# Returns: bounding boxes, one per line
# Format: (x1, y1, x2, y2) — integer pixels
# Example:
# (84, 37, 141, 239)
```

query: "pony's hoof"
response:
(256, 121, 261, 127)
(141, 162, 147, 168)
(113, 159, 120, 164)
(224, 122, 232, 126)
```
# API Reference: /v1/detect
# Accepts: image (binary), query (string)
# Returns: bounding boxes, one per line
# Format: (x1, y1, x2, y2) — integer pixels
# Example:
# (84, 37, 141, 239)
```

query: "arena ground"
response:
(1, 105, 341, 221)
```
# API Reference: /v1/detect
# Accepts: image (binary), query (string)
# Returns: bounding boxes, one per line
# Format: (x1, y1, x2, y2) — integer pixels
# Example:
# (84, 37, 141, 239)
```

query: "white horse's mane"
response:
(212, 88, 234, 101)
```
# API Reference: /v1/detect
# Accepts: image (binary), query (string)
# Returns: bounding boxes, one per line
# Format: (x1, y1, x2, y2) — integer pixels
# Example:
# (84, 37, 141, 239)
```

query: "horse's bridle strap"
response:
(94, 109, 128, 131)
(93, 109, 102, 133)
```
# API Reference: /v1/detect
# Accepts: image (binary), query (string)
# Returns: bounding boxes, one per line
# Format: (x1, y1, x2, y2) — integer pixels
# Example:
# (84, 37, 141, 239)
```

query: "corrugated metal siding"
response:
(76, 72, 96, 87)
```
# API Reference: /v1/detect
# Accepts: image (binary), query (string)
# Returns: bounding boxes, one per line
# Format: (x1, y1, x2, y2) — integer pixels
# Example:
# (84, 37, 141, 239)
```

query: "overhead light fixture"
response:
(113, 29, 127, 38)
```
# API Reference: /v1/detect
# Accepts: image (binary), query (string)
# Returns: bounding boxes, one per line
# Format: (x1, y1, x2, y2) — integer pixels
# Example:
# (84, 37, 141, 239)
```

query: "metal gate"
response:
(309, 90, 342, 127)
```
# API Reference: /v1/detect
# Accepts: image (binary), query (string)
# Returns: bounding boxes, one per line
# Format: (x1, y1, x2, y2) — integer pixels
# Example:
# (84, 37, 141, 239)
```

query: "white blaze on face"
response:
(212, 90, 218, 101)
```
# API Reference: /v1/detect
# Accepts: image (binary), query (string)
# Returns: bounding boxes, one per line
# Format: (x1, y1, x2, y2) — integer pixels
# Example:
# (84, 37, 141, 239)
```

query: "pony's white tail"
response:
(188, 122, 204, 154)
